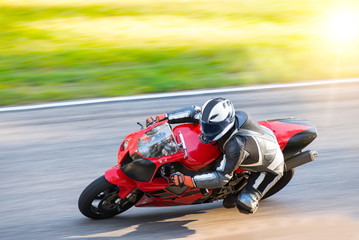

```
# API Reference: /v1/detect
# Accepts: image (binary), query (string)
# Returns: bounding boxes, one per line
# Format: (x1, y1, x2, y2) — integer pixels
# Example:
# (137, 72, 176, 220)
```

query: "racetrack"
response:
(1, 82, 359, 240)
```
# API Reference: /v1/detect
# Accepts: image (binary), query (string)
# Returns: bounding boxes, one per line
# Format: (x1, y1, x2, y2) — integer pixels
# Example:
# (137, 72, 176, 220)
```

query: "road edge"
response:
(1, 78, 358, 112)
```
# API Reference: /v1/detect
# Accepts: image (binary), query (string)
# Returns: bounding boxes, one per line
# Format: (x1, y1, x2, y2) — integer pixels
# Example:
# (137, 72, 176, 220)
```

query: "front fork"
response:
(105, 165, 137, 199)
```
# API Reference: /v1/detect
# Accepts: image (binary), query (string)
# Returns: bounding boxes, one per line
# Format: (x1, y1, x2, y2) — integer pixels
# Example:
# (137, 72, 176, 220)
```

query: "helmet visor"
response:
(200, 121, 223, 142)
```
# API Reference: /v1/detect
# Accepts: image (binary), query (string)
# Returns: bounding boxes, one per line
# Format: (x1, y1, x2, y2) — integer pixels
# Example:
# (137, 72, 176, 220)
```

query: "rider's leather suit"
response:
(166, 105, 284, 200)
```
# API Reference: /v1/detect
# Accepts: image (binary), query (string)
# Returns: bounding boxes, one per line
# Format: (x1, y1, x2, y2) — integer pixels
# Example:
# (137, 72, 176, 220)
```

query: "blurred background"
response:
(1, 0, 359, 106)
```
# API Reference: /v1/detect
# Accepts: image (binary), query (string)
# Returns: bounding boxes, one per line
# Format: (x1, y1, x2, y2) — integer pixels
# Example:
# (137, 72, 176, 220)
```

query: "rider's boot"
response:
(236, 170, 283, 214)
(236, 186, 262, 214)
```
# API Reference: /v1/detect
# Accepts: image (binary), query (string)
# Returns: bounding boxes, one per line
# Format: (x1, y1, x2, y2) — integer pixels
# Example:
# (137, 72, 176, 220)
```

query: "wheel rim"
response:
(90, 187, 120, 215)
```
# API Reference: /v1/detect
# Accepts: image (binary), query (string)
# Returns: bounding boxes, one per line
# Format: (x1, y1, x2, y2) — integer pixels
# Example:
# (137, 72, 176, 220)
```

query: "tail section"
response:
(259, 119, 318, 159)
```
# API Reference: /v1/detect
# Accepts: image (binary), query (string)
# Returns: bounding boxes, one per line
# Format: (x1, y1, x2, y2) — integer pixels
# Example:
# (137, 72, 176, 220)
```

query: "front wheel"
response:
(78, 176, 139, 219)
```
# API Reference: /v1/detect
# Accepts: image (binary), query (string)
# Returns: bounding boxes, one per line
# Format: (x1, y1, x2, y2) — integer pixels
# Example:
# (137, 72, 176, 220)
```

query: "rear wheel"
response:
(78, 176, 139, 219)
(262, 169, 295, 200)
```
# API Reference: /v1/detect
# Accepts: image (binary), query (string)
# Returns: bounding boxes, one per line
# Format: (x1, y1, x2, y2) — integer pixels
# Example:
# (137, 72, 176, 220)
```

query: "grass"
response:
(1, 0, 359, 106)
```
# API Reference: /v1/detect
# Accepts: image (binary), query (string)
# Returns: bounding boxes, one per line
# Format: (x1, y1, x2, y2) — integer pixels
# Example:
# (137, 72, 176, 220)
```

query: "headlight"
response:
(121, 140, 128, 151)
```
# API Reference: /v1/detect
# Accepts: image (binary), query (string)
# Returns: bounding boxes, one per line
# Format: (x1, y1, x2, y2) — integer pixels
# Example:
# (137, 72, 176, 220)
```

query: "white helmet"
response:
(199, 98, 235, 144)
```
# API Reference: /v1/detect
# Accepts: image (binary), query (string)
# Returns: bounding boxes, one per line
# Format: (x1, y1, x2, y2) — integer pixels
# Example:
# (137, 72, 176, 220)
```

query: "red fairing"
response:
(105, 166, 136, 199)
(117, 129, 142, 164)
(135, 177, 207, 207)
(173, 124, 221, 171)
(135, 191, 204, 207)
(259, 120, 312, 150)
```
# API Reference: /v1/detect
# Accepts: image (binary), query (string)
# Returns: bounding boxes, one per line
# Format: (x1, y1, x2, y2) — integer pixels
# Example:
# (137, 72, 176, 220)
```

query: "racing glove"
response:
(146, 113, 167, 127)
(171, 172, 195, 188)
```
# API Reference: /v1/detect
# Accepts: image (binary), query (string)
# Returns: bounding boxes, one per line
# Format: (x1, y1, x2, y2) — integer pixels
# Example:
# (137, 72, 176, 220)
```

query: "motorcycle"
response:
(78, 114, 318, 219)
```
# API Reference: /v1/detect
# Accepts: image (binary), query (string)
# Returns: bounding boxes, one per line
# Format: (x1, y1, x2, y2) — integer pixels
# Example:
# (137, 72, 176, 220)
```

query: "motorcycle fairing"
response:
(259, 119, 317, 159)
(121, 157, 157, 182)
(105, 165, 137, 199)
(117, 121, 222, 184)
(135, 191, 204, 207)
(172, 123, 222, 171)
(132, 177, 197, 206)
(275, 119, 317, 158)
(116, 121, 185, 183)
(135, 179, 205, 207)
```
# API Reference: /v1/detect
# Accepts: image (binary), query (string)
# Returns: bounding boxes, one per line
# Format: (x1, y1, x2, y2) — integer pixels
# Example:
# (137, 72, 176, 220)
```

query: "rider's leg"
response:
(236, 162, 284, 214)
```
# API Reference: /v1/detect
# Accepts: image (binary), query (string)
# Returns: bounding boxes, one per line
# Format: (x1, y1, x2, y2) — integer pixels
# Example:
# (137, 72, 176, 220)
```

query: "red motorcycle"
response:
(78, 115, 317, 219)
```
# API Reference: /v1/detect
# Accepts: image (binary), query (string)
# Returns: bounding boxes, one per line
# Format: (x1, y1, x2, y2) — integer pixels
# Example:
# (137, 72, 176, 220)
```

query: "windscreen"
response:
(136, 123, 179, 158)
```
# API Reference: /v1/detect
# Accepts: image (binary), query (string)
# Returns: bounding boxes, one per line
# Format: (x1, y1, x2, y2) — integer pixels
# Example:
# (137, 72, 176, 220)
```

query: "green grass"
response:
(1, 0, 359, 106)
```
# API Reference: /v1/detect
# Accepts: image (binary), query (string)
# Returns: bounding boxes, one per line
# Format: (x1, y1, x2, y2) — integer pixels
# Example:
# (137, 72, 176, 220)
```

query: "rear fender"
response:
(105, 165, 137, 199)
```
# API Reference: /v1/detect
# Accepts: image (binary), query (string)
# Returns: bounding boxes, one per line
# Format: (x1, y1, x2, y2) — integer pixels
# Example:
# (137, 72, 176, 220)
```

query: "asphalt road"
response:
(1, 82, 359, 240)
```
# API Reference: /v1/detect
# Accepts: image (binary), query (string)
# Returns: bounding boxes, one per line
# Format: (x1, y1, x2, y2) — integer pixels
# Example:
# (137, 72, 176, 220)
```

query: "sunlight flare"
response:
(325, 7, 359, 43)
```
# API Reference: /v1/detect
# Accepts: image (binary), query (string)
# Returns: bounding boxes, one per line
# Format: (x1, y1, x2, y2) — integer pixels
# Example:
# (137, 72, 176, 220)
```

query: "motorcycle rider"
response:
(146, 98, 284, 214)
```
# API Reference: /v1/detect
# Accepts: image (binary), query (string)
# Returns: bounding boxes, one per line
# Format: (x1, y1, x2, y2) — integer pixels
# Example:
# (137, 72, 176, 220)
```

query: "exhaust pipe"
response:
(285, 150, 318, 170)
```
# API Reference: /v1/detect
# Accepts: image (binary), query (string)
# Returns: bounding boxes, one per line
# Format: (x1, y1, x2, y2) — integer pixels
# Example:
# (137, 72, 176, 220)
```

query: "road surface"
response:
(1, 81, 359, 239)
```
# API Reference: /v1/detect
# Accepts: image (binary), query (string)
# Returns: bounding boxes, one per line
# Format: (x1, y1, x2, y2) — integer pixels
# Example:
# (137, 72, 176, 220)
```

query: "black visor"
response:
(200, 121, 223, 142)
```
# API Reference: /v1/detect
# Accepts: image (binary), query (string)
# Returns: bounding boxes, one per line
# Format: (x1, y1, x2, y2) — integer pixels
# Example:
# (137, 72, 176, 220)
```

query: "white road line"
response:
(1, 78, 358, 112)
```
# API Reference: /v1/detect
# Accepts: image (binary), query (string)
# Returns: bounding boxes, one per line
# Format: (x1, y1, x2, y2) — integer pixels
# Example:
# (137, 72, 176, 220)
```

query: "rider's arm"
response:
(146, 106, 201, 126)
(193, 136, 249, 189)
(167, 105, 201, 124)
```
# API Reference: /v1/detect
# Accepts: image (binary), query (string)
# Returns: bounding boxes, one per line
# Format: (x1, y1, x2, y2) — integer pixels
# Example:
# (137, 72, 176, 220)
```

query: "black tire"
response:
(78, 176, 136, 219)
(262, 169, 295, 200)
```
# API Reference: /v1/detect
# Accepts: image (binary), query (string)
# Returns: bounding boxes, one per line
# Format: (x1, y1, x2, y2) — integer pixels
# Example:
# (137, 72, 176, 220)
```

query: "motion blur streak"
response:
(2, 0, 359, 106)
